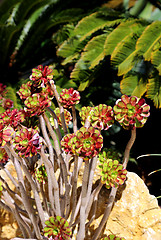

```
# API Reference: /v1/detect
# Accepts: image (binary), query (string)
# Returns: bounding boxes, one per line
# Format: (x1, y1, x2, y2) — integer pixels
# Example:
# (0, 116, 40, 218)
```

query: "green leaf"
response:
(146, 76, 161, 108)
(104, 19, 147, 56)
(151, 49, 161, 75)
(120, 73, 147, 97)
(111, 33, 141, 76)
(80, 33, 108, 69)
(136, 21, 161, 61)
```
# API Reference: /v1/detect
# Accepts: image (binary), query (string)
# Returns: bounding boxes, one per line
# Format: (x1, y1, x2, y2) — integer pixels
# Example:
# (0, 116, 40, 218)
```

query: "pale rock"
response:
(88, 171, 161, 240)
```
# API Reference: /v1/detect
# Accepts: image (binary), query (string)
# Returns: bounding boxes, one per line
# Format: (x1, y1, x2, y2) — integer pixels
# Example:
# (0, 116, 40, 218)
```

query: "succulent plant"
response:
(2, 98, 14, 109)
(0, 148, 9, 166)
(17, 81, 33, 100)
(98, 151, 127, 189)
(2, 126, 14, 146)
(113, 95, 150, 130)
(61, 133, 75, 154)
(59, 88, 80, 108)
(35, 164, 48, 184)
(13, 128, 42, 157)
(101, 148, 121, 162)
(0, 83, 7, 96)
(50, 108, 72, 128)
(89, 104, 114, 130)
(30, 65, 53, 88)
(101, 234, 126, 240)
(70, 126, 103, 160)
(79, 106, 93, 125)
(0, 109, 25, 129)
(24, 93, 51, 116)
(43, 216, 71, 239)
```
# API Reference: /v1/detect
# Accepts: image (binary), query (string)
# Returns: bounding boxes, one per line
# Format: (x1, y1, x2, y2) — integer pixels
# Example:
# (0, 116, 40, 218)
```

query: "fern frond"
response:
(151, 49, 161, 75)
(120, 73, 147, 97)
(5, 86, 19, 109)
(104, 19, 147, 56)
(136, 21, 161, 61)
(146, 76, 161, 108)
(111, 33, 142, 76)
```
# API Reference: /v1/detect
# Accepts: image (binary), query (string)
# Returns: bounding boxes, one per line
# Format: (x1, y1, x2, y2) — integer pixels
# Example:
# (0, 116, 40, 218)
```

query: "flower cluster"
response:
(35, 164, 48, 184)
(0, 83, 13, 110)
(0, 148, 9, 166)
(101, 234, 126, 240)
(61, 126, 103, 160)
(43, 216, 71, 239)
(113, 95, 150, 130)
(17, 65, 54, 116)
(30, 65, 53, 88)
(50, 108, 72, 128)
(98, 151, 127, 189)
(59, 88, 80, 108)
(13, 128, 42, 157)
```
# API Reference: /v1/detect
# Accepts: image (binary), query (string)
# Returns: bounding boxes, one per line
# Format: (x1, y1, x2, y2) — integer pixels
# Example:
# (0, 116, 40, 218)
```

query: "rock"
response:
(88, 171, 161, 240)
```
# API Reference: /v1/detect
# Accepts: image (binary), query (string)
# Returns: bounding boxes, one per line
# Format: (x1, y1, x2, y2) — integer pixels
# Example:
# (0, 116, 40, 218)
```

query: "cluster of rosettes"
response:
(13, 128, 42, 158)
(17, 65, 54, 116)
(50, 108, 72, 128)
(59, 88, 80, 108)
(0, 83, 13, 110)
(0, 109, 26, 146)
(98, 151, 127, 189)
(0, 148, 9, 167)
(43, 216, 71, 240)
(113, 95, 150, 130)
(35, 164, 47, 184)
(79, 104, 114, 130)
(101, 234, 126, 240)
(61, 126, 103, 160)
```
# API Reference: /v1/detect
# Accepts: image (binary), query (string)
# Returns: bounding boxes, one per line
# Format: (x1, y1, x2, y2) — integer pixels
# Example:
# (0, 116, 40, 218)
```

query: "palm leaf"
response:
(120, 73, 147, 97)
(70, 34, 107, 81)
(111, 33, 142, 76)
(104, 19, 147, 56)
(57, 11, 121, 60)
(151, 49, 161, 75)
(136, 21, 161, 61)
(146, 76, 161, 108)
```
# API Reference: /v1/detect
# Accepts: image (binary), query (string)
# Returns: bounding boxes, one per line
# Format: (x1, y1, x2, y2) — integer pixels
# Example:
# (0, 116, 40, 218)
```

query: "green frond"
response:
(120, 73, 147, 97)
(57, 11, 121, 61)
(104, 19, 147, 56)
(69, 34, 107, 82)
(111, 33, 142, 76)
(146, 76, 161, 108)
(151, 49, 161, 75)
(80, 33, 108, 69)
(136, 21, 161, 61)
(5, 86, 19, 109)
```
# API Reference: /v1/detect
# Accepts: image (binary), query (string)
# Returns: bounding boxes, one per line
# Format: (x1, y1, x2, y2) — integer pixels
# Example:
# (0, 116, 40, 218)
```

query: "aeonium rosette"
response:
(113, 95, 150, 130)
(101, 235, 126, 240)
(79, 106, 93, 125)
(43, 216, 71, 240)
(61, 126, 103, 160)
(89, 104, 114, 130)
(59, 88, 80, 108)
(50, 108, 72, 128)
(13, 127, 42, 157)
(30, 65, 53, 88)
(98, 151, 127, 189)
(0, 148, 9, 166)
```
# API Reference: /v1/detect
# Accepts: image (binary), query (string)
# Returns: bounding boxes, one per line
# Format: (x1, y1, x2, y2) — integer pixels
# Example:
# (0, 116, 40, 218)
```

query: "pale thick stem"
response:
(91, 187, 118, 240)
(46, 107, 62, 141)
(50, 83, 68, 135)
(69, 156, 78, 225)
(39, 115, 55, 166)
(43, 113, 71, 218)
(41, 147, 61, 216)
(85, 157, 97, 211)
(92, 129, 136, 240)
(123, 128, 136, 168)
(77, 161, 89, 240)
(4, 167, 19, 188)
(72, 105, 77, 133)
